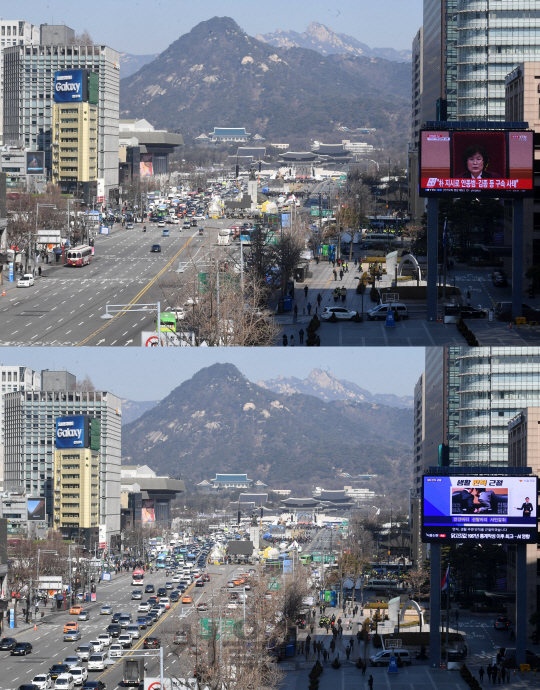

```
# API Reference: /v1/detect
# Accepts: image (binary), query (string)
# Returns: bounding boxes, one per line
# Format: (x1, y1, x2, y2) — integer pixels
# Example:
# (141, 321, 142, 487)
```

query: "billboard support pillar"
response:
(429, 543, 441, 667)
(512, 198, 523, 321)
(516, 543, 527, 666)
(427, 197, 438, 322)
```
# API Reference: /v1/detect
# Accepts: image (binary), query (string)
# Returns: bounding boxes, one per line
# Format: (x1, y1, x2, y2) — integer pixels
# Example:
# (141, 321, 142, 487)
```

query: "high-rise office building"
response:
(3, 26, 119, 198)
(0, 19, 40, 145)
(0, 366, 41, 492)
(3, 376, 121, 538)
(456, 1, 540, 121)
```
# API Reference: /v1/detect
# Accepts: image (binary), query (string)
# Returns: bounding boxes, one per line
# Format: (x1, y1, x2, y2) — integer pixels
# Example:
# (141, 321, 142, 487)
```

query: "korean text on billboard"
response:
(419, 130, 534, 197)
(422, 475, 538, 543)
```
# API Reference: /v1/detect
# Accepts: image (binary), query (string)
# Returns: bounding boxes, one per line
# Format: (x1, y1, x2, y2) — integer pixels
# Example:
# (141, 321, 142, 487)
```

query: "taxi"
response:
(181, 595, 193, 604)
(69, 605, 83, 615)
(63, 621, 79, 634)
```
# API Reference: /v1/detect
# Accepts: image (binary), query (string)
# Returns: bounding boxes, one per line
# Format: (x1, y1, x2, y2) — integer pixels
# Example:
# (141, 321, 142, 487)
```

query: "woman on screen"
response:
(461, 145, 498, 179)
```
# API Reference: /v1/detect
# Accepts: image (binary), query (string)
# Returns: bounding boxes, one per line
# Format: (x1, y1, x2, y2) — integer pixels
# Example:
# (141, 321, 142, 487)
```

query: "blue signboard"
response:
(54, 70, 84, 103)
(8, 262, 14, 282)
(55, 415, 86, 448)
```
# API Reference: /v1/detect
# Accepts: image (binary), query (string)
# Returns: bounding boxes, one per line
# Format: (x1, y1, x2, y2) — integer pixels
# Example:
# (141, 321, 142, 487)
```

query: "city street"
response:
(1, 561, 240, 690)
(0, 221, 234, 347)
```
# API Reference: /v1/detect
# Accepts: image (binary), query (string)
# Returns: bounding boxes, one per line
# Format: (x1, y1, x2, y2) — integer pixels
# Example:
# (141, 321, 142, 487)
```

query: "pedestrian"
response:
(290, 334, 295, 347)
(350, 637, 354, 650)
(282, 334, 288, 346)
(479, 667, 485, 683)
(294, 304, 298, 318)
(323, 648, 328, 662)
(317, 293, 322, 307)
(315, 334, 321, 346)
(354, 258, 357, 267)
(333, 269, 337, 281)
(338, 625, 343, 637)
(307, 302, 312, 315)
(339, 269, 344, 280)
(487, 666, 492, 683)
(492, 665, 498, 685)
(38, 265, 42, 276)
(346, 646, 351, 660)
(497, 666, 502, 684)
(361, 660, 366, 675)
(317, 643, 321, 660)
(501, 668, 506, 683)
(304, 285, 309, 298)
(368, 674, 373, 690)
(341, 287, 347, 302)
(467, 289, 471, 306)
(299, 328, 304, 344)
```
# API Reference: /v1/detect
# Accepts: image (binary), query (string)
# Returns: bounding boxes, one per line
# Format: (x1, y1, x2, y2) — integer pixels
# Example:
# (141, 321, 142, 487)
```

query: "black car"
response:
(83, 683, 107, 690)
(11, 642, 32, 656)
(170, 591, 180, 602)
(145, 584, 155, 593)
(151, 244, 161, 253)
(143, 636, 161, 649)
(18, 685, 39, 690)
(49, 664, 69, 680)
(157, 587, 167, 597)
(146, 611, 158, 623)
(493, 274, 508, 287)
(106, 624, 121, 638)
(0, 637, 17, 650)
(460, 305, 487, 319)
(111, 612, 122, 623)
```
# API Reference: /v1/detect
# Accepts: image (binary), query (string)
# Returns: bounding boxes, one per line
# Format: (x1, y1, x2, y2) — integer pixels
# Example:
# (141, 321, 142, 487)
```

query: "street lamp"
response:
(35, 549, 58, 621)
(34, 204, 57, 274)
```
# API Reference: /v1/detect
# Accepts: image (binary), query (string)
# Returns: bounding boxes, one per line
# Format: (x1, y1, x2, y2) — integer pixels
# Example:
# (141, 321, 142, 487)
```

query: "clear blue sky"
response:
(0, 348, 425, 401)
(20, 0, 422, 54)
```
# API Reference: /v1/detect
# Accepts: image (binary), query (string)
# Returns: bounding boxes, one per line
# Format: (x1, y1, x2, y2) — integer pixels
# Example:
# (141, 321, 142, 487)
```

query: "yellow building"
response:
(52, 102, 98, 188)
(53, 447, 100, 533)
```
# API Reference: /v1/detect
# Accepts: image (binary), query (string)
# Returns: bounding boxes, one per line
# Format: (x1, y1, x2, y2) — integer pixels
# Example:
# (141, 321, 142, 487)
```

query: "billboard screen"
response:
(28, 498, 46, 521)
(26, 151, 45, 175)
(56, 415, 87, 449)
(419, 129, 534, 197)
(142, 500, 155, 523)
(140, 153, 153, 177)
(422, 475, 538, 543)
(54, 70, 86, 103)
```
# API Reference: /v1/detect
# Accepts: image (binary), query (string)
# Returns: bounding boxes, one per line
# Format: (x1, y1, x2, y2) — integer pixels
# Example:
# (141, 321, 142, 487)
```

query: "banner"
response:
(142, 500, 155, 523)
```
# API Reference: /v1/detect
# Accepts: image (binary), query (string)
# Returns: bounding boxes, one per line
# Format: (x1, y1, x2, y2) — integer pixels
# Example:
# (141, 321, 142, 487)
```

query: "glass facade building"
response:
(456, 0, 540, 120)
(4, 388, 121, 536)
(458, 347, 540, 465)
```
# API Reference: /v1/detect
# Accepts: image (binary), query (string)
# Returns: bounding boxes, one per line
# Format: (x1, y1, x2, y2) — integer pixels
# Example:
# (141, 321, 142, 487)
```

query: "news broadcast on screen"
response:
(422, 475, 538, 543)
(419, 129, 534, 197)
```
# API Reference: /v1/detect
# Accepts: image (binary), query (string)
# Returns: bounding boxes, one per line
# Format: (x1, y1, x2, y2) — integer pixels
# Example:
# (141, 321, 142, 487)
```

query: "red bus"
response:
(132, 568, 145, 586)
(67, 245, 93, 267)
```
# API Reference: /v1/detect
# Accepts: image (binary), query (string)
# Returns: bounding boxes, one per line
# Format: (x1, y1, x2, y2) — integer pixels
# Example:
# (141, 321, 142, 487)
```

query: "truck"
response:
(123, 658, 145, 685)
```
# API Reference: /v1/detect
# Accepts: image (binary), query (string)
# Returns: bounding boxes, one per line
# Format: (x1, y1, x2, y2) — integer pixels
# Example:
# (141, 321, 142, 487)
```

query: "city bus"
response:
(157, 312, 176, 333)
(156, 553, 168, 569)
(131, 568, 145, 586)
(67, 245, 93, 267)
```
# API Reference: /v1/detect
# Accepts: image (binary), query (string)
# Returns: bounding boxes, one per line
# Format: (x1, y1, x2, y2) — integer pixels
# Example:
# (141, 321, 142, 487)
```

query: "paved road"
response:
(0, 220, 237, 347)
(1, 562, 242, 690)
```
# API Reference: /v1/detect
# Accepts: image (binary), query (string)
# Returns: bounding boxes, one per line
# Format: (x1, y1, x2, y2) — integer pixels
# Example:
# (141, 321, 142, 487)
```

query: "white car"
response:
(54, 674, 75, 690)
(138, 602, 150, 612)
(169, 217, 180, 224)
(172, 575, 181, 582)
(97, 633, 111, 647)
(89, 639, 103, 653)
(157, 221, 166, 228)
(320, 306, 358, 321)
(88, 652, 106, 671)
(69, 667, 88, 686)
(17, 273, 35, 288)
(159, 598, 170, 610)
(109, 643, 123, 658)
(195, 214, 205, 221)
(32, 674, 53, 690)
(227, 602, 238, 609)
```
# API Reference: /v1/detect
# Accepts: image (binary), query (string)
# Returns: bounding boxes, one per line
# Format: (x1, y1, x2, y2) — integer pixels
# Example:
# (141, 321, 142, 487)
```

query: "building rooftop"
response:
(213, 474, 251, 483)
(212, 128, 250, 136)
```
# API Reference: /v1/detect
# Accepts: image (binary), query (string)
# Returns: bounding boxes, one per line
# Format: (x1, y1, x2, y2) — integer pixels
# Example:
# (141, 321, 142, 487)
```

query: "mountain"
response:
(121, 399, 159, 425)
(119, 17, 411, 142)
(119, 52, 159, 78)
(256, 23, 411, 63)
(257, 369, 413, 408)
(121, 363, 412, 490)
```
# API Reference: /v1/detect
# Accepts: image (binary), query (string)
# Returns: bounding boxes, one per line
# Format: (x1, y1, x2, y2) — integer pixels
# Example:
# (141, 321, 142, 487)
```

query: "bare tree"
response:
(74, 375, 95, 392)
(159, 246, 280, 346)
(73, 30, 93, 45)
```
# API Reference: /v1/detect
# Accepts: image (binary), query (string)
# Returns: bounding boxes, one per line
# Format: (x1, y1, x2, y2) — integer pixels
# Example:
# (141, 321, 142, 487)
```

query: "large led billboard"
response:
(54, 70, 88, 103)
(419, 129, 534, 197)
(422, 475, 538, 543)
(28, 498, 46, 521)
(26, 152, 45, 175)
